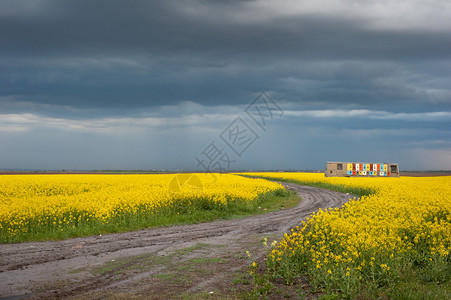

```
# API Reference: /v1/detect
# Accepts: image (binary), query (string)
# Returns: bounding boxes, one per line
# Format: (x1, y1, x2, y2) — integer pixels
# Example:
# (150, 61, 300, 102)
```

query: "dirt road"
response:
(0, 183, 353, 299)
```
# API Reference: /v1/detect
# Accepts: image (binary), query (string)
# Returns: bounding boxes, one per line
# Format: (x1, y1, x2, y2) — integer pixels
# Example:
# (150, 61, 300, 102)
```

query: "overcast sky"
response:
(1, 0, 450, 171)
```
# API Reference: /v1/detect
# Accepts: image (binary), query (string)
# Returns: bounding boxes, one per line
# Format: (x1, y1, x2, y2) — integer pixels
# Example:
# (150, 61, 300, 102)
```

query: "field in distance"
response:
(0, 173, 292, 243)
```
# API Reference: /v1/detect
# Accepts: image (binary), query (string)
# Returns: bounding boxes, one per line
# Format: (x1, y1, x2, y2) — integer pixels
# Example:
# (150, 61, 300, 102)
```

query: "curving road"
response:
(0, 183, 353, 299)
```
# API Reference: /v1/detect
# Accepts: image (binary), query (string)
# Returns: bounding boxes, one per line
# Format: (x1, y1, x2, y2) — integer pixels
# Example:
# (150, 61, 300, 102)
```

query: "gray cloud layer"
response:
(1, 0, 450, 170)
(2, 0, 450, 110)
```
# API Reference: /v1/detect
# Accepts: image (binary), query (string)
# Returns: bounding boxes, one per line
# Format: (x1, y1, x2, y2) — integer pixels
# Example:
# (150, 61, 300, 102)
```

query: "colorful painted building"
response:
(325, 162, 399, 177)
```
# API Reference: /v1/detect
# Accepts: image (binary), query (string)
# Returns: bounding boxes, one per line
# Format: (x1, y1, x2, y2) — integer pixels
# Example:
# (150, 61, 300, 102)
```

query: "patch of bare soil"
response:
(0, 183, 353, 299)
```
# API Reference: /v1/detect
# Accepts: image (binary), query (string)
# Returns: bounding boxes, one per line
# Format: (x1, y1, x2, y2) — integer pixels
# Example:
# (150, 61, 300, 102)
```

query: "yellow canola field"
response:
(0, 174, 284, 241)
(244, 172, 450, 286)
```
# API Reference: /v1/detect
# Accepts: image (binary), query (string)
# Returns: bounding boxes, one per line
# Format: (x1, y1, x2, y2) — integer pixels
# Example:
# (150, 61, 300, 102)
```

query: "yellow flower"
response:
(1, 173, 286, 242)
(242, 172, 450, 284)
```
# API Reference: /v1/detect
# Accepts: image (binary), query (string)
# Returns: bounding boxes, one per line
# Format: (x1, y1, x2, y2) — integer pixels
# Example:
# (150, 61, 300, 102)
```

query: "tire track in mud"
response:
(0, 183, 354, 299)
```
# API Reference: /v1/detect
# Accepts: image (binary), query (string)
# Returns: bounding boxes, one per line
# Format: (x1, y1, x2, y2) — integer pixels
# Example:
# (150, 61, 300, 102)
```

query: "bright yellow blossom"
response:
(244, 172, 451, 288)
(0, 173, 285, 242)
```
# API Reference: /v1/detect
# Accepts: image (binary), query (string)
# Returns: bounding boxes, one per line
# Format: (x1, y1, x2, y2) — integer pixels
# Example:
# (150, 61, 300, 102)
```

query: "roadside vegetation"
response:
(240, 173, 374, 197)
(239, 173, 451, 299)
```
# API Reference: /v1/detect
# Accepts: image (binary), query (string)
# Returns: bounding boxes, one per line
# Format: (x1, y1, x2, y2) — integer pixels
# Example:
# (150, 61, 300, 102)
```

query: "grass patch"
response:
(179, 290, 223, 300)
(89, 243, 221, 276)
(89, 253, 170, 276)
(187, 257, 228, 265)
(154, 273, 176, 280)
(173, 243, 210, 256)
(246, 249, 451, 300)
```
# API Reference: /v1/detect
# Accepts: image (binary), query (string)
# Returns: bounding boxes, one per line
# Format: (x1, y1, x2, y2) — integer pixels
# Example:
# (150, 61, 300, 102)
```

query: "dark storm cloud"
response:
(1, 0, 450, 112)
(1, 1, 449, 59)
(1, 0, 451, 170)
